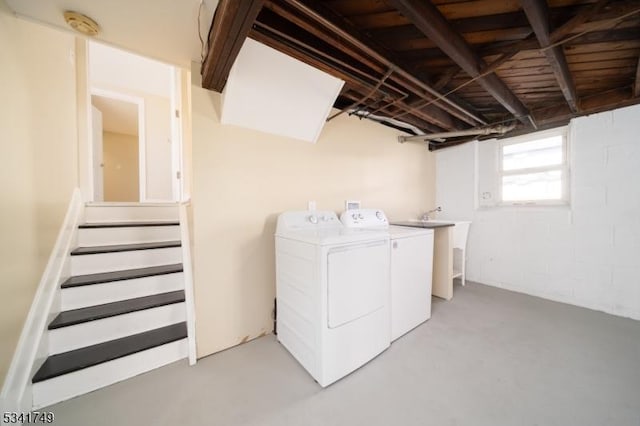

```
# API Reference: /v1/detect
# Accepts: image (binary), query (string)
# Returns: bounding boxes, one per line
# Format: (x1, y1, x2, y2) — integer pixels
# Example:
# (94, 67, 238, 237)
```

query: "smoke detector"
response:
(63, 11, 100, 36)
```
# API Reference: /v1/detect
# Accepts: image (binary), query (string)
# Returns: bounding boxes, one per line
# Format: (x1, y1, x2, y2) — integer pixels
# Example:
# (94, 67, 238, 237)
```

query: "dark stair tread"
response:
(32, 322, 187, 383)
(79, 221, 179, 229)
(71, 241, 181, 255)
(61, 264, 184, 288)
(48, 291, 185, 329)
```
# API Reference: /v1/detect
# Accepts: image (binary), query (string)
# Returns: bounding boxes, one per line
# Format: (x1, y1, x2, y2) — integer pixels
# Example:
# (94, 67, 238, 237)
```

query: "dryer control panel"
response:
(340, 208, 388, 228)
(276, 210, 341, 232)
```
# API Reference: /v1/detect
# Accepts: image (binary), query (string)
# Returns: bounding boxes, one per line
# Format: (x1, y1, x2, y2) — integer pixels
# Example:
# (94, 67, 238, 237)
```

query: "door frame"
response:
(90, 88, 147, 202)
(170, 68, 183, 202)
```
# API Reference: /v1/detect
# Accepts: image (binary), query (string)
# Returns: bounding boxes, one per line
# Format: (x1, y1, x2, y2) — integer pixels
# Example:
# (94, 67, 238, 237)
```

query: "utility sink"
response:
(407, 219, 453, 224)
(390, 219, 456, 229)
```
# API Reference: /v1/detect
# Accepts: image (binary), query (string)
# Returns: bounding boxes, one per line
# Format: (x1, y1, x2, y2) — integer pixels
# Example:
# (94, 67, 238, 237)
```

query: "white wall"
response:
(436, 104, 640, 320)
(0, 4, 78, 384)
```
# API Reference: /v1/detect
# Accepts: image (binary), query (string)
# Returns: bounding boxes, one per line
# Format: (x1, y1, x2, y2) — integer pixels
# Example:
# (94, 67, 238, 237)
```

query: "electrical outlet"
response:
(308, 201, 316, 211)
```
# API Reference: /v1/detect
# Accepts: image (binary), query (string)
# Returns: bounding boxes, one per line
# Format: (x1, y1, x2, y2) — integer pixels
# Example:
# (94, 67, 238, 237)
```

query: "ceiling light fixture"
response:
(63, 11, 100, 36)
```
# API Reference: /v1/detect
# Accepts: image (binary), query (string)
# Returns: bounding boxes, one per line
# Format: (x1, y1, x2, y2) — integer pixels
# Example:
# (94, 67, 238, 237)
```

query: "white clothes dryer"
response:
(275, 211, 391, 387)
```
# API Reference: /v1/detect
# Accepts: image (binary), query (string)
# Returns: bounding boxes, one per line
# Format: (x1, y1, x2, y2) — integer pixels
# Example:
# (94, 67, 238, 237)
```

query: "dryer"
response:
(275, 211, 390, 387)
(341, 209, 434, 341)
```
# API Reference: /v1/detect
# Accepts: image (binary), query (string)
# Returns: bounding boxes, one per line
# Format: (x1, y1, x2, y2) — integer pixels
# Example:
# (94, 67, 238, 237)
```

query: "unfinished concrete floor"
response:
(45, 282, 640, 426)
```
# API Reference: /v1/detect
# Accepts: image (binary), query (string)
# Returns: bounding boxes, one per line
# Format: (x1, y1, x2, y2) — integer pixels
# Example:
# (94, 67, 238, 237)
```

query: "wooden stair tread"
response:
(32, 323, 187, 383)
(71, 241, 181, 255)
(61, 264, 184, 288)
(48, 291, 185, 329)
(79, 221, 179, 229)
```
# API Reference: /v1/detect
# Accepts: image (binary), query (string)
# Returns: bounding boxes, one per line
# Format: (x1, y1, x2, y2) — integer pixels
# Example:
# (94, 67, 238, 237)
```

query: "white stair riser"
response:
(78, 226, 181, 246)
(49, 303, 186, 354)
(32, 339, 187, 409)
(61, 273, 184, 310)
(71, 248, 182, 275)
(84, 206, 178, 223)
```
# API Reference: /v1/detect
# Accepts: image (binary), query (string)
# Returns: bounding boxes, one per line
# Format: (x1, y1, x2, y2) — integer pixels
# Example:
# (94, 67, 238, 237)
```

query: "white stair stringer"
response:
(32, 339, 187, 409)
(71, 247, 182, 275)
(49, 303, 187, 354)
(84, 204, 178, 223)
(78, 226, 181, 246)
(61, 272, 184, 310)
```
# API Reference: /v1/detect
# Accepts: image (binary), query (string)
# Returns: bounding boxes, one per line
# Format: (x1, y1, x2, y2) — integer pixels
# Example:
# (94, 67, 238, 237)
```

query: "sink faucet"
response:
(421, 206, 442, 221)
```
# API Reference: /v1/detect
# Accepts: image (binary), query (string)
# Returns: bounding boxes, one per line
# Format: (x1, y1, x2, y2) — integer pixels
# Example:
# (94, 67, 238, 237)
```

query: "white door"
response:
(327, 240, 389, 328)
(390, 234, 434, 340)
(91, 106, 104, 202)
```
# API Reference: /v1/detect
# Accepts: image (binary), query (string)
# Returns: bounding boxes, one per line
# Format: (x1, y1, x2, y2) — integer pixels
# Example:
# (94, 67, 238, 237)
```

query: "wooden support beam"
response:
(521, 0, 579, 113)
(276, 0, 487, 126)
(635, 55, 640, 98)
(479, 1, 634, 57)
(549, 0, 610, 42)
(201, 0, 265, 92)
(388, 0, 531, 125)
(249, 27, 450, 132)
(532, 87, 639, 125)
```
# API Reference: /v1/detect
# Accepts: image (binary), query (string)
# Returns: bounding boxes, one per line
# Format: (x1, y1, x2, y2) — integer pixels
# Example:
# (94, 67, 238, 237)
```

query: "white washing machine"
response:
(275, 210, 391, 387)
(341, 209, 434, 341)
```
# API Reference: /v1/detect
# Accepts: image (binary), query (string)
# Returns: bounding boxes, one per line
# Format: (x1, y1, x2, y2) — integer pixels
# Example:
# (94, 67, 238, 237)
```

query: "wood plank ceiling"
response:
(202, 0, 640, 149)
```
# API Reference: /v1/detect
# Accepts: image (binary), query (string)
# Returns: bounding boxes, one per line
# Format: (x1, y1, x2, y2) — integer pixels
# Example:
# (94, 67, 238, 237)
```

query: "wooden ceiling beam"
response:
(276, 0, 487, 127)
(262, 1, 481, 127)
(521, 0, 579, 113)
(532, 87, 640, 125)
(549, 0, 610, 42)
(249, 27, 451, 132)
(201, 0, 265, 91)
(388, 0, 532, 125)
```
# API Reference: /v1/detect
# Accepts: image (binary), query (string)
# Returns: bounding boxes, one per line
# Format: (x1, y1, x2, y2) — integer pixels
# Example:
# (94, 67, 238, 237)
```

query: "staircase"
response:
(31, 203, 189, 408)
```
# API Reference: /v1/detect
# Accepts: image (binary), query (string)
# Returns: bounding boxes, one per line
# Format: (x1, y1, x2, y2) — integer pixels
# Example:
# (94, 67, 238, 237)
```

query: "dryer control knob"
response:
(358, 213, 364, 219)
(351, 213, 358, 220)
(308, 215, 318, 224)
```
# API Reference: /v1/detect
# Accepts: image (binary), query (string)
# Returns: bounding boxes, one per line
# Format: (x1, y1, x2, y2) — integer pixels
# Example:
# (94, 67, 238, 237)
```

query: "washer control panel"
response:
(340, 208, 388, 228)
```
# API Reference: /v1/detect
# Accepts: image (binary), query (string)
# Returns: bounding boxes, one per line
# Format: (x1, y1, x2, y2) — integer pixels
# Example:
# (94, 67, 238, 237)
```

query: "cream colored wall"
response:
(191, 73, 436, 358)
(0, 6, 78, 384)
(90, 87, 173, 201)
(103, 131, 139, 202)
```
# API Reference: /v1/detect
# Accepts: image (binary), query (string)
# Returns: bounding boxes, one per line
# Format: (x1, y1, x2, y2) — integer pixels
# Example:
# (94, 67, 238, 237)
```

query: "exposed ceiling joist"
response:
(521, 0, 579, 112)
(276, 0, 487, 127)
(387, 0, 532, 125)
(249, 23, 457, 131)
(201, 0, 265, 91)
(533, 87, 636, 125)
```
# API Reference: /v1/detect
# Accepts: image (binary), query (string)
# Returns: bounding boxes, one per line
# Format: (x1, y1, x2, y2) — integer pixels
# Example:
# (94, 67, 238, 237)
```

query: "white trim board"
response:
(179, 201, 197, 365)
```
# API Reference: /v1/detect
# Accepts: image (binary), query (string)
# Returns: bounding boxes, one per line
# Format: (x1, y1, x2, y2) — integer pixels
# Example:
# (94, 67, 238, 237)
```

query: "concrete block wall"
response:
(435, 104, 640, 320)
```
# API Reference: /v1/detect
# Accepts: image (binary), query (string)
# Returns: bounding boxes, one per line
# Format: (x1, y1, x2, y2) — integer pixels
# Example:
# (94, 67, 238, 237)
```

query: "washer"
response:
(341, 209, 434, 341)
(275, 210, 391, 387)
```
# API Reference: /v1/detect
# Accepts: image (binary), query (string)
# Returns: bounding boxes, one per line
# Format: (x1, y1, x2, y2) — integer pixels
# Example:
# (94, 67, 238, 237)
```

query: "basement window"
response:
(499, 129, 569, 205)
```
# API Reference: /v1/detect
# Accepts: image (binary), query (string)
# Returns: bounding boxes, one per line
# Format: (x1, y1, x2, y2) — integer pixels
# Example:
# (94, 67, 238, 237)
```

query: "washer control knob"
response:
(376, 211, 384, 220)
(321, 215, 329, 221)
(308, 215, 318, 224)
(351, 213, 358, 220)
